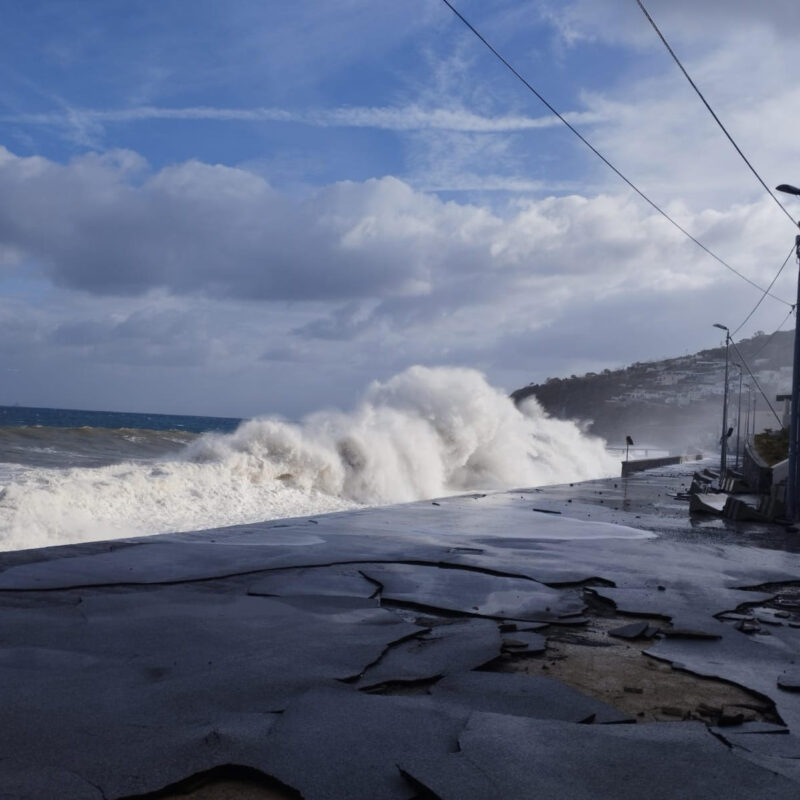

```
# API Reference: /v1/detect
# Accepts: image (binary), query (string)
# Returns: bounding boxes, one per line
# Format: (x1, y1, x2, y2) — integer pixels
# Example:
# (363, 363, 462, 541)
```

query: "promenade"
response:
(1, 463, 799, 798)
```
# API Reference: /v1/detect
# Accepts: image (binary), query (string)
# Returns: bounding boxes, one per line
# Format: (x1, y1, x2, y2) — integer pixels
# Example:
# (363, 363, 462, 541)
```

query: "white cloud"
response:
(2, 102, 607, 136)
(1, 143, 792, 364)
(0, 145, 790, 307)
(538, 0, 800, 48)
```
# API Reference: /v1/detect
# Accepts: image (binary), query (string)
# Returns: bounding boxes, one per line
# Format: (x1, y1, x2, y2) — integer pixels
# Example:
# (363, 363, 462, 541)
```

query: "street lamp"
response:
(732, 363, 743, 470)
(713, 323, 731, 486)
(774, 183, 800, 520)
(743, 383, 751, 446)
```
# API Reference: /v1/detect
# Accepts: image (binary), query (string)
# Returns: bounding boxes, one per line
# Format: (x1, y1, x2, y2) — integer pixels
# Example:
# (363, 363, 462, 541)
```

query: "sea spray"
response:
(0, 366, 617, 550)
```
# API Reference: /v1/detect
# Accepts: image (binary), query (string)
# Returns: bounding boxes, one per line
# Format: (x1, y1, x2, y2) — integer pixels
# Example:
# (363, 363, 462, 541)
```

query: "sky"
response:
(1, 0, 799, 418)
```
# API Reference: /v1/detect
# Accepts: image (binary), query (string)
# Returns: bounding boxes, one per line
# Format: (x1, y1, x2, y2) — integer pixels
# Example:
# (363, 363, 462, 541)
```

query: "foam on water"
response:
(0, 367, 618, 551)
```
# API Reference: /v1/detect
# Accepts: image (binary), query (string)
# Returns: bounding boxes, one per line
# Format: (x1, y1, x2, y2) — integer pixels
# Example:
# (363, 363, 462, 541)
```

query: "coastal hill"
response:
(512, 329, 794, 452)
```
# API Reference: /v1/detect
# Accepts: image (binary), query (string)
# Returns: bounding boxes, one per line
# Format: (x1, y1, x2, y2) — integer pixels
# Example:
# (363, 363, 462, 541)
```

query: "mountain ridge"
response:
(512, 329, 794, 451)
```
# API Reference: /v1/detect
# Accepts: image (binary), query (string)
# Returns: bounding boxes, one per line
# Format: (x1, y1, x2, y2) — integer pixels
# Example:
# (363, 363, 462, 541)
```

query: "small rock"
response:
(778, 670, 800, 691)
(609, 621, 648, 640)
(657, 585, 666, 591)
(736, 620, 761, 634)
(719, 706, 757, 726)
(623, 686, 643, 694)
(728, 706, 758, 723)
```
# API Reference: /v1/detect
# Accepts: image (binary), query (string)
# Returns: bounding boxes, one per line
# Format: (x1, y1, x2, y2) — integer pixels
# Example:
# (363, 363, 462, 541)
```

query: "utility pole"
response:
(713, 323, 730, 487)
(734, 365, 743, 470)
(743, 383, 751, 448)
(788, 242, 800, 520)
(775, 184, 800, 520)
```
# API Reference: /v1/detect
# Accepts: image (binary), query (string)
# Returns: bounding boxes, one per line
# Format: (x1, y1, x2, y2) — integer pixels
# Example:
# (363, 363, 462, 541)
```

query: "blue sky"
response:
(1, 0, 799, 417)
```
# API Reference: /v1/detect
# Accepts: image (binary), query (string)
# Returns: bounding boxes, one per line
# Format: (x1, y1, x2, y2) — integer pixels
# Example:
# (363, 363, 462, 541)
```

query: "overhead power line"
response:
(751, 306, 795, 360)
(636, 0, 799, 340)
(438, 0, 793, 308)
(730, 337, 782, 428)
(732, 244, 795, 336)
(636, 0, 798, 230)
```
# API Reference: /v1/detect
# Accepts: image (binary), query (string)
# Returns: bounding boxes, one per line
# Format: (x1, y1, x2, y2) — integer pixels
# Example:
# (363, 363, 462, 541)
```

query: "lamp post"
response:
(732, 364, 743, 470)
(713, 323, 731, 487)
(774, 183, 800, 519)
(743, 383, 751, 447)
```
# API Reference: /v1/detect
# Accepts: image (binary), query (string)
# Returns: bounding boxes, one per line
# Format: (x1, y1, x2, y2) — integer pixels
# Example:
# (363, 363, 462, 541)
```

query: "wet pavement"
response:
(525, 458, 800, 553)
(1, 462, 800, 798)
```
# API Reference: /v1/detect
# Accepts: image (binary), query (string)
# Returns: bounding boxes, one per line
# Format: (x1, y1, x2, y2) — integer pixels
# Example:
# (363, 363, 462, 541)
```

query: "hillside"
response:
(512, 330, 794, 452)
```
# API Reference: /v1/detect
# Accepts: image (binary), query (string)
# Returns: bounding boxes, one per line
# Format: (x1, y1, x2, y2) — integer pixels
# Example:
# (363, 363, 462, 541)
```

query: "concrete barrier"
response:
(621, 454, 702, 477)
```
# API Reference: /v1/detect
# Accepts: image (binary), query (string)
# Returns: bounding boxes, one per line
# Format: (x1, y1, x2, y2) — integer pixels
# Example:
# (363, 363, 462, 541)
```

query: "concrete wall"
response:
(621, 454, 702, 477)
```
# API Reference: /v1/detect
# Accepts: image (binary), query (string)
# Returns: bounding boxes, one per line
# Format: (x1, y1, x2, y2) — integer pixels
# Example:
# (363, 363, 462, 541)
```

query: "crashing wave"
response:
(0, 366, 617, 550)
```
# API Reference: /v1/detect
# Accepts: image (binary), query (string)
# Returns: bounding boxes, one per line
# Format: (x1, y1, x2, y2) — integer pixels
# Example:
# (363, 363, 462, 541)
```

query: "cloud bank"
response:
(0, 145, 787, 313)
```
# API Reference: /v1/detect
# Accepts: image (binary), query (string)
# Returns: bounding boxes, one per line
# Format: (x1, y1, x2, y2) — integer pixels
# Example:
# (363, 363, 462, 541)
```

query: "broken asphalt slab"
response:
(2, 463, 800, 797)
(400, 713, 800, 799)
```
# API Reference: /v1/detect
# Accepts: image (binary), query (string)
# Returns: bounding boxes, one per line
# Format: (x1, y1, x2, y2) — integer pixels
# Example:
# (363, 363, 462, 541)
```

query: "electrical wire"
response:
(438, 0, 793, 308)
(636, 0, 799, 341)
(730, 337, 782, 427)
(732, 244, 795, 336)
(636, 0, 799, 230)
(751, 306, 795, 360)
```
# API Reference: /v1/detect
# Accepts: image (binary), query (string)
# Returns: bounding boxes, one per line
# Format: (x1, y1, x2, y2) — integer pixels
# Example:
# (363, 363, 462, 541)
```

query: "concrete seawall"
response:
(621, 454, 702, 476)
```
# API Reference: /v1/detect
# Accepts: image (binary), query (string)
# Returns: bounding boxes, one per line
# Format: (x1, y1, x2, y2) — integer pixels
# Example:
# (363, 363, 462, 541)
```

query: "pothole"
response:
(483, 611, 779, 725)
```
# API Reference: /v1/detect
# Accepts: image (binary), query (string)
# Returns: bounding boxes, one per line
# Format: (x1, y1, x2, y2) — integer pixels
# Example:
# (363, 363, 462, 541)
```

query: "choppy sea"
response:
(0, 405, 240, 471)
(0, 367, 619, 552)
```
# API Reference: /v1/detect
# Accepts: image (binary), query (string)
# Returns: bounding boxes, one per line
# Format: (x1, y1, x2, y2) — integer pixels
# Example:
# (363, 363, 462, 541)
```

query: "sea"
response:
(0, 366, 620, 552)
(0, 405, 241, 470)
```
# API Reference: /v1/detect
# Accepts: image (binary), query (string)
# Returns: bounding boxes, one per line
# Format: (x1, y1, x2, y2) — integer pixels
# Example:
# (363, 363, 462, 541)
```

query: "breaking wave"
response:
(0, 366, 617, 551)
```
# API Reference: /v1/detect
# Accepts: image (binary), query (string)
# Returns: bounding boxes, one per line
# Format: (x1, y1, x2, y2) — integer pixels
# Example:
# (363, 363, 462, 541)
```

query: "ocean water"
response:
(0, 405, 240, 470)
(0, 366, 619, 552)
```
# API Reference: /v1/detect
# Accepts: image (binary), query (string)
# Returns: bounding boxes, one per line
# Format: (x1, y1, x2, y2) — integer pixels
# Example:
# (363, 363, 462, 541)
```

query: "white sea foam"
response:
(0, 366, 618, 551)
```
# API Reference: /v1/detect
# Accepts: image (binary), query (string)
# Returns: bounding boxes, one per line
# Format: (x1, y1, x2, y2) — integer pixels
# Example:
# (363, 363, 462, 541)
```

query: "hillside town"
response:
(513, 329, 793, 453)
